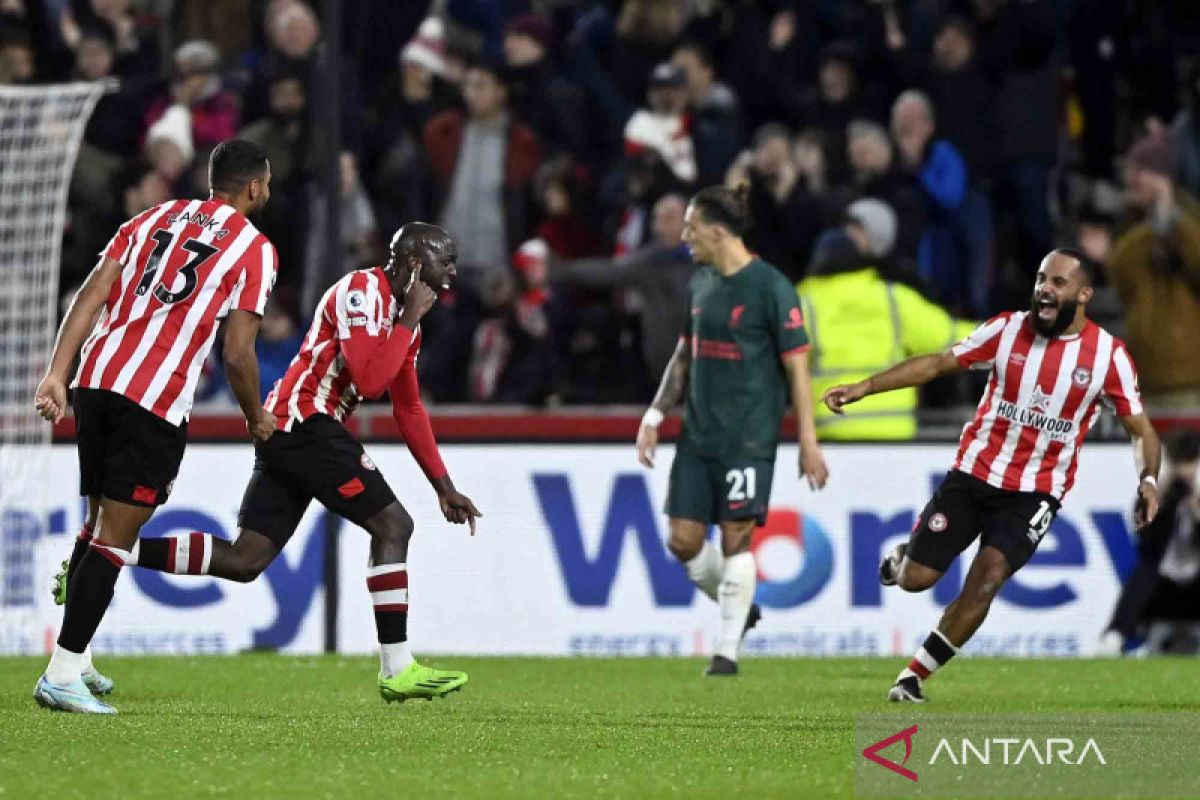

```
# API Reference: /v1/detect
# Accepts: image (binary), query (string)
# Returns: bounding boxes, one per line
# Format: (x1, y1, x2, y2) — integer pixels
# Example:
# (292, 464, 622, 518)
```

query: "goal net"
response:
(0, 83, 105, 648)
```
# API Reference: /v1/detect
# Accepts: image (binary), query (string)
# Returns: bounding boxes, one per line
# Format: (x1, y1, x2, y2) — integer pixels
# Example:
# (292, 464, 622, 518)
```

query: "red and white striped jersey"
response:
(265, 267, 420, 430)
(74, 198, 277, 426)
(951, 311, 1143, 499)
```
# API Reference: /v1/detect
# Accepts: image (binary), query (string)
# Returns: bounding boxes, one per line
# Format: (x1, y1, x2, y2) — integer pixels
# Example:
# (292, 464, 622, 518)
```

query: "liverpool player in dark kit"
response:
(637, 184, 830, 676)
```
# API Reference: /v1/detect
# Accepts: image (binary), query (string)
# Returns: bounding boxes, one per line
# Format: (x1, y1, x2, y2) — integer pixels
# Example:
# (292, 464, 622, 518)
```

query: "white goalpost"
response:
(0, 83, 106, 644)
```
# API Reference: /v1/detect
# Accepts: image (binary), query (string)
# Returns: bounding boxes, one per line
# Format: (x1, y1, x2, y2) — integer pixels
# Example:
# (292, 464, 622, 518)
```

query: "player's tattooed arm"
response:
(1121, 413, 1161, 528)
(650, 337, 692, 414)
(637, 338, 691, 468)
(34, 256, 123, 423)
(822, 349, 960, 413)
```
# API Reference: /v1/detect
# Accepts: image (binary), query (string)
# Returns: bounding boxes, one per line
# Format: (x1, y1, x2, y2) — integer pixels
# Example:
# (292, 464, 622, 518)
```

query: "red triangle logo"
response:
(862, 724, 919, 782)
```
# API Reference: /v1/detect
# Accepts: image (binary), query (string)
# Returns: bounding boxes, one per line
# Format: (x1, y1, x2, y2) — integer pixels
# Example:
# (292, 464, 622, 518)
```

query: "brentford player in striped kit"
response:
(32, 141, 279, 714)
(102, 222, 480, 703)
(823, 248, 1162, 702)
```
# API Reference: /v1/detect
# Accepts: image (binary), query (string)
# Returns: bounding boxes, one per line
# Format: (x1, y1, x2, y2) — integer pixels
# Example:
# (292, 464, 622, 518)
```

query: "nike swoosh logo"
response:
(729, 501, 749, 510)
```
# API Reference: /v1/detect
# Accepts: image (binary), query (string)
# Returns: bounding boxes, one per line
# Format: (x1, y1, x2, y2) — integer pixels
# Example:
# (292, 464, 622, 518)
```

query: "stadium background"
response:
(3, 0, 1200, 660)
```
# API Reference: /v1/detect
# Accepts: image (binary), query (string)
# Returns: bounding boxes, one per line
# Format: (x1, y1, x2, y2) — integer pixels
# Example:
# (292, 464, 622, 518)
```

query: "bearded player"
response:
(824, 248, 1160, 702)
(64, 223, 481, 703)
(636, 184, 830, 677)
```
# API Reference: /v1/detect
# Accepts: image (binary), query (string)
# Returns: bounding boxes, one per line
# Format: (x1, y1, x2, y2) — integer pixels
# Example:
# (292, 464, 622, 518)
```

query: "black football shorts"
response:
(75, 387, 187, 507)
(907, 469, 1061, 573)
(237, 414, 397, 549)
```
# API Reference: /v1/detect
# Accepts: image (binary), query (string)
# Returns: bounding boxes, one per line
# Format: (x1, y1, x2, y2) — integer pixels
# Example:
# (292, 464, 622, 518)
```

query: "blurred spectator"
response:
(624, 62, 696, 187)
(1174, 61, 1200, 200)
(1068, 0, 1123, 184)
(794, 42, 881, 184)
(610, 0, 687, 106)
(61, 0, 159, 78)
(143, 40, 240, 153)
(255, 286, 305, 400)
(238, 70, 310, 188)
(844, 119, 924, 264)
(64, 159, 167, 289)
(468, 243, 567, 405)
(974, 0, 1058, 275)
(1099, 430, 1200, 656)
(798, 208, 976, 440)
(534, 156, 605, 259)
(892, 89, 992, 316)
(144, 103, 195, 194)
(1074, 207, 1125, 339)
(242, 0, 320, 125)
(503, 12, 584, 155)
(671, 41, 741, 187)
(364, 16, 455, 236)
(723, 4, 822, 133)
(75, 28, 147, 158)
(889, 15, 996, 188)
(239, 69, 313, 279)
(171, 0, 255, 65)
(728, 124, 826, 283)
(307, 151, 380, 279)
(550, 193, 693, 382)
(0, 26, 34, 83)
(425, 59, 542, 291)
(1107, 130, 1200, 412)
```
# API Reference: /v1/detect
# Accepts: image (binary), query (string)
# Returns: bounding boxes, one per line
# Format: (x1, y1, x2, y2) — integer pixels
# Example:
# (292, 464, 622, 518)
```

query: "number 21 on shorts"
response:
(726, 467, 757, 501)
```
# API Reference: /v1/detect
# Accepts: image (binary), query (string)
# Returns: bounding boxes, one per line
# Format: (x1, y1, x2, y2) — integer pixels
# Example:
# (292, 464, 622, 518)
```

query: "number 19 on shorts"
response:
(726, 467, 757, 501)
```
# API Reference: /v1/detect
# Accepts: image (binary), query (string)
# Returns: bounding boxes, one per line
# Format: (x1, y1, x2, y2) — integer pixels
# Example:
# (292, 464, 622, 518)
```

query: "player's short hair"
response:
(1050, 246, 1095, 286)
(209, 140, 269, 195)
(690, 183, 752, 236)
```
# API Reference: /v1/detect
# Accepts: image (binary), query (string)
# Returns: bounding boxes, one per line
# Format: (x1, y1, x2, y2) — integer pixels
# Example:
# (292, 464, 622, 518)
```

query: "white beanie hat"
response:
(401, 17, 445, 76)
(146, 104, 195, 163)
(846, 197, 897, 258)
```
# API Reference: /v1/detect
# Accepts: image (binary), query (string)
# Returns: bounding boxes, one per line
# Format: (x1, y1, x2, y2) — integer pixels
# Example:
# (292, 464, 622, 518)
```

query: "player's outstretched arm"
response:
(224, 309, 275, 441)
(822, 349, 961, 415)
(34, 256, 123, 424)
(1120, 413, 1161, 528)
(783, 350, 829, 490)
(637, 337, 692, 468)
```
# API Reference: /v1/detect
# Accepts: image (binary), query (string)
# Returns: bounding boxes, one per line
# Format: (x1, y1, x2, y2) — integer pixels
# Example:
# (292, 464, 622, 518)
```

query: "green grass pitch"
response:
(1, 655, 1196, 798)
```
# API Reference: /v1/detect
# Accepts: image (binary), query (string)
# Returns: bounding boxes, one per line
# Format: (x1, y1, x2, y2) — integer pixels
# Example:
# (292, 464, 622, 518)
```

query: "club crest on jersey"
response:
(929, 513, 948, 532)
(346, 289, 368, 316)
(729, 304, 746, 328)
(361, 453, 376, 471)
(1072, 367, 1091, 387)
(1009, 352, 1027, 366)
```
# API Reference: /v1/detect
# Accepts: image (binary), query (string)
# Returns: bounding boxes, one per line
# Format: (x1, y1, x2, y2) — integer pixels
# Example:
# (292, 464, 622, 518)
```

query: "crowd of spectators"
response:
(3, 0, 1200, 412)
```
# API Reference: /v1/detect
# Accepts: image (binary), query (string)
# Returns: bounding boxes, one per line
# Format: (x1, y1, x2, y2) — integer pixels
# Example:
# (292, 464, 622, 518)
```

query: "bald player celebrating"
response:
(68, 223, 482, 704)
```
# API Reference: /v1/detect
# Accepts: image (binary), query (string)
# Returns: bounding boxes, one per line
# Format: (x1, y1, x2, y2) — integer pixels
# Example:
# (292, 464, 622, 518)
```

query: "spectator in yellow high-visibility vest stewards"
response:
(798, 198, 976, 440)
